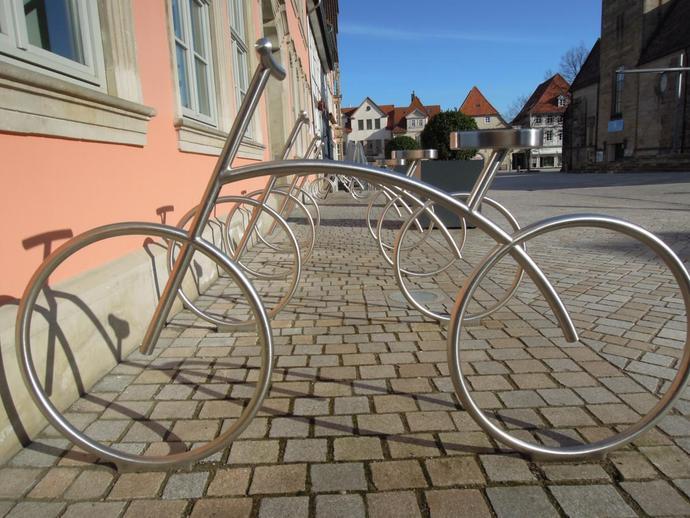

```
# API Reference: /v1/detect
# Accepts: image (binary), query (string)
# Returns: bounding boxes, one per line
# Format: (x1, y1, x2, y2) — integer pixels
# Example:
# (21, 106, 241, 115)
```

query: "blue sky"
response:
(338, 0, 602, 116)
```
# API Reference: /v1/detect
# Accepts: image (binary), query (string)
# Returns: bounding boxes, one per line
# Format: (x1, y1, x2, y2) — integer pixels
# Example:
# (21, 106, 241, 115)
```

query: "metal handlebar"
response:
(255, 38, 287, 80)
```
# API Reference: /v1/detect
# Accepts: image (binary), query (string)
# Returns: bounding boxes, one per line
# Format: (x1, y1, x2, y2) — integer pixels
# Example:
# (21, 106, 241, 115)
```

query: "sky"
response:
(338, 0, 602, 116)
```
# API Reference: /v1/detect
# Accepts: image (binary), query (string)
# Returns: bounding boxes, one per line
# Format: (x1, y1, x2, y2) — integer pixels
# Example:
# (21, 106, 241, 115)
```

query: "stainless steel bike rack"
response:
(15, 39, 690, 470)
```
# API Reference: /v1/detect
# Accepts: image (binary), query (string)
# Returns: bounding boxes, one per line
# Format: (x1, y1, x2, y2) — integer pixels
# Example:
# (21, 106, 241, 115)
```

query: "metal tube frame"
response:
(14, 38, 690, 470)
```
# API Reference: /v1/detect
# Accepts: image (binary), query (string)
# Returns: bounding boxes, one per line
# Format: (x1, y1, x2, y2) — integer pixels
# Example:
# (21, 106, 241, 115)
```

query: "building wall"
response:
(0, 0, 325, 460)
(597, 0, 647, 161)
(634, 52, 689, 157)
(0, 0, 308, 298)
(565, 83, 599, 169)
(347, 99, 391, 159)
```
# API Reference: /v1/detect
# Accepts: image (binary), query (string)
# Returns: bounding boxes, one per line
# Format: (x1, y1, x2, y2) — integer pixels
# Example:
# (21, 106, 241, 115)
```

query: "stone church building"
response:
(564, 0, 690, 171)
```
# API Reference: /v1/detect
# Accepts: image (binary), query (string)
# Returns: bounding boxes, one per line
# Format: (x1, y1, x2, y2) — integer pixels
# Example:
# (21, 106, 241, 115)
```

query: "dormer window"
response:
(485, 116, 491, 123)
(557, 96, 567, 107)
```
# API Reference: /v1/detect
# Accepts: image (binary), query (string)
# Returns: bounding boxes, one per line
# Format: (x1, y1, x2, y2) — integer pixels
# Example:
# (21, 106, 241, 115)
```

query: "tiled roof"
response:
(571, 39, 600, 91)
(639, 0, 690, 65)
(512, 74, 571, 124)
(459, 87, 500, 117)
(342, 94, 441, 133)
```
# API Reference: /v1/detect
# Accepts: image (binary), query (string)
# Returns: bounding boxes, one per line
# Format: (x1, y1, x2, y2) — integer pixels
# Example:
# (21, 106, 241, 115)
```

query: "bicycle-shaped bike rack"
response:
(15, 38, 690, 470)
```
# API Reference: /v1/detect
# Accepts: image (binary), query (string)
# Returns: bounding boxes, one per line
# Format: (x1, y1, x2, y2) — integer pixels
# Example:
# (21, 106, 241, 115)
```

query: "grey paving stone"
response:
(315, 494, 365, 518)
(269, 417, 310, 437)
(0, 468, 42, 498)
(189, 498, 252, 518)
(480, 454, 536, 482)
(550, 485, 636, 518)
(310, 463, 367, 492)
(425, 489, 492, 518)
(6, 502, 65, 518)
(486, 486, 558, 518)
(284, 439, 328, 463)
(621, 480, 690, 516)
(228, 440, 280, 464)
(259, 496, 309, 518)
(425, 457, 485, 486)
(367, 491, 422, 518)
(640, 445, 690, 478)
(541, 463, 610, 482)
(62, 502, 125, 518)
(162, 471, 208, 500)
(249, 464, 307, 494)
(675, 479, 690, 499)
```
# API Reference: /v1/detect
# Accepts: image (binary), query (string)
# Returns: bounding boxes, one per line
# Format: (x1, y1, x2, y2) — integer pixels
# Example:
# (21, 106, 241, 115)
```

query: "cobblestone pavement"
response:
(3, 172, 690, 517)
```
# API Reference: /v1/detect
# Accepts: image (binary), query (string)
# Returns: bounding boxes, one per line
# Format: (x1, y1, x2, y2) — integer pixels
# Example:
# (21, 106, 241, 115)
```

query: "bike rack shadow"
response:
(0, 230, 187, 465)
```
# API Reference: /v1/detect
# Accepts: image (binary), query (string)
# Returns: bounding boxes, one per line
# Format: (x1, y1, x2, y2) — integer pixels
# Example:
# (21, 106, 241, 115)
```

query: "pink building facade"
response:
(0, 0, 339, 460)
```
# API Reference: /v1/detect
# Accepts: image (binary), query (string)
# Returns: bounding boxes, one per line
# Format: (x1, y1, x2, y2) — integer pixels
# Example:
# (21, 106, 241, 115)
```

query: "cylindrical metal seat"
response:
(450, 129, 542, 150)
(374, 158, 406, 168)
(391, 149, 438, 161)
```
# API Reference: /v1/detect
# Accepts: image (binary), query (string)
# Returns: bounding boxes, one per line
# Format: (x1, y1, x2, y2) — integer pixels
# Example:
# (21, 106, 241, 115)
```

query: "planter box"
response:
(419, 160, 484, 227)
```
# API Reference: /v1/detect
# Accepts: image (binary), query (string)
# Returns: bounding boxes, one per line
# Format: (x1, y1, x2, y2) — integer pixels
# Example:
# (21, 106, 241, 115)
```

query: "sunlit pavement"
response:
(2, 172, 689, 518)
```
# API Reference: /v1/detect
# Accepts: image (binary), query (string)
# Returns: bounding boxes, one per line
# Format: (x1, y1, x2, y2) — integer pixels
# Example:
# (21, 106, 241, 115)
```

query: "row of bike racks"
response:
(14, 38, 690, 471)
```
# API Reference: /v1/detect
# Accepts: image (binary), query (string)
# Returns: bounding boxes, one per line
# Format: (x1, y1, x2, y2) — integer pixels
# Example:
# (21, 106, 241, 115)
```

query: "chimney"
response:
(411, 90, 415, 102)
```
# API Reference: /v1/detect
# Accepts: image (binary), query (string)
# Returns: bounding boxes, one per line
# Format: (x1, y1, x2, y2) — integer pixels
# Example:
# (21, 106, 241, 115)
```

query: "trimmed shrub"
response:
(421, 111, 478, 160)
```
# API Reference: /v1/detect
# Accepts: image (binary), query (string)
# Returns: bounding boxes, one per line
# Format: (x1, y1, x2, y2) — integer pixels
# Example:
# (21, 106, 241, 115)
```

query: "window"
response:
(546, 115, 554, 124)
(534, 116, 542, 124)
(612, 67, 624, 118)
(545, 130, 553, 141)
(358, 119, 364, 131)
(0, 0, 105, 87)
(229, 0, 251, 129)
(173, 0, 216, 124)
(557, 96, 566, 107)
(557, 130, 563, 141)
(366, 119, 372, 130)
(485, 116, 491, 123)
(374, 118, 381, 129)
(557, 115, 563, 123)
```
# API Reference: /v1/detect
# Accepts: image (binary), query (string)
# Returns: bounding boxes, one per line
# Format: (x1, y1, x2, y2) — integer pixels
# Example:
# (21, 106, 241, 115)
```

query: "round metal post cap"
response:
(450, 129, 543, 150)
(391, 149, 438, 160)
(374, 158, 406, 167)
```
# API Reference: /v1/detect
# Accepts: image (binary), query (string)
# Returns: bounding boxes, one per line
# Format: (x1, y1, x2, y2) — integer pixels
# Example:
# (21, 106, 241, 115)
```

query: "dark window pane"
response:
(189, 0, 205, 58)
(172, 0, 183, 39)
(24, 0, 84, 63)
(195, 57, 210, 116)
(176, 43, 190, 108)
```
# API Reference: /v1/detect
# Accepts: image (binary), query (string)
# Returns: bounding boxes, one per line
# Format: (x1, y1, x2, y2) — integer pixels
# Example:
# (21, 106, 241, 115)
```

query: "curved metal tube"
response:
(448, 214, 690, 460)
(172, 196, 302, 327)
(15, 222, 274, 470)
(393, 194, 523, 322)
(221, 159, 578, 343)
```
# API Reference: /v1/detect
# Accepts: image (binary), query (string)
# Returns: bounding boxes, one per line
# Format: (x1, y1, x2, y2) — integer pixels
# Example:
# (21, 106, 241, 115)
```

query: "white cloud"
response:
(340, 24, 542, 44)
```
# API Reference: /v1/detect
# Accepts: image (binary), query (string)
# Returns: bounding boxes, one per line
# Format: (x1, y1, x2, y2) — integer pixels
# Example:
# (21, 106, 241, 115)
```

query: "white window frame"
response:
(229, 0, 253, 137)
(546, 115, 554, 124)
(0, 0, 105, 89)
(366, 119, 372, 130)
(545, 129, 553, 141)
(173, 0, 217, 126)
(485, 116, 491, 123)
(374, 118, 381, 129)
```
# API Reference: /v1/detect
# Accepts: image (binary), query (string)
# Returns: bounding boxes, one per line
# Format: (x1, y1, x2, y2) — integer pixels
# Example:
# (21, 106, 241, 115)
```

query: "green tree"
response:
(385, 135, 419, 158)
(421, 111, 478, 160)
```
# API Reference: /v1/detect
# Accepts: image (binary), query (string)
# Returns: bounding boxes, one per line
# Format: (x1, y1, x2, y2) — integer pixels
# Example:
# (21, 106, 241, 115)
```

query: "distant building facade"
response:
(459, 86, 512, 169)
(342, 93, 441, 160)
(512, 74, 571, 170)
(564, 0, 690, 171)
